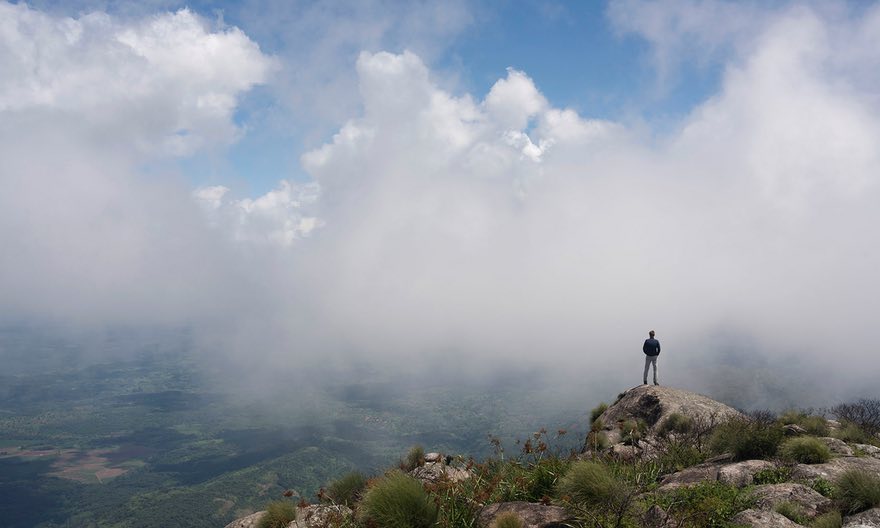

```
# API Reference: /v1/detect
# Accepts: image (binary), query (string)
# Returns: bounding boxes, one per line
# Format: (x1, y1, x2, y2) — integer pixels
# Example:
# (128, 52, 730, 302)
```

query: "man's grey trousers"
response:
(643, 355, 658, 384)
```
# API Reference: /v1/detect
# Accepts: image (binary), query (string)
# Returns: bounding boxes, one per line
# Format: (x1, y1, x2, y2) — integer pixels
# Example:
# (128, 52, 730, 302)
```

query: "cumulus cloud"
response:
(0, 3, 275, 323)
(4, 1, 880, 407)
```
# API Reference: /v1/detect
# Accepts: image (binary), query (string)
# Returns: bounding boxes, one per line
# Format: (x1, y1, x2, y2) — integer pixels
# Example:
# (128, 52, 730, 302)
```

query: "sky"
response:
(2, 0, 880, 405)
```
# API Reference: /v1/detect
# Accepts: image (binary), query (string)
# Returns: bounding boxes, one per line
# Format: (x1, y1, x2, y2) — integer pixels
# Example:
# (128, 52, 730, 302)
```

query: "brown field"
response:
(0, 445, 145, 483)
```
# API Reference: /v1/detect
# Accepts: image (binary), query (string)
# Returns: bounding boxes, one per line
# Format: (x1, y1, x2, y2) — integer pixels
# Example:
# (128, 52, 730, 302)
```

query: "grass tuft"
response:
(709, 418, 784, 460)
(556, 461, 619, 506)
(779, 437, 832, 464)
(359, 470, 438, 528)
(775, 501, 807, 524)
(835, 469, 880, 514)
(809, 510, 842, 528)
(326, 471, 367, 507)
(256, 501, 296, 528)
(490, 511, 525, 528)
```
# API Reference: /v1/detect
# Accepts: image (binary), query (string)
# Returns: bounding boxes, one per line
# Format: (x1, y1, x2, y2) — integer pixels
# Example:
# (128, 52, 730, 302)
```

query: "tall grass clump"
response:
(809, 511, 842, 528)
(835, 469, 880, 514)
(490, 511, 525, 528)
(709, 418, 784, 461)
(401, 445, 425, 472)
(326, 471, 367, 506)
(833, 422, 874, 445)
(590, 403, 608, 424)
(654, 481, 755, 527)
(778, 410, 829, 436)
(658, 413, 694, 437)
(257, 501, 296, 528)
(359, 471, 438, 528)
(775, 501, 807, 524)
(780, 437, 832, 464)
(556, 461, 620, 506)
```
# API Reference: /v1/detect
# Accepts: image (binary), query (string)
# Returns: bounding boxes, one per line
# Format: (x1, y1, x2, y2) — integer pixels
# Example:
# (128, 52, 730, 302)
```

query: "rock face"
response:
(731, 509, 801, 527)
(791, 456, 880, 482)
(291, 504, 352, 528)
(478, 502, 572, 528)
(584, 385, 743, 452)
(223, 511, 264, 528)
(658, 459, 775, 490)
(844, 508, 880, 528)
(410, 458, 471, 484)
(751, 483, 832, 519)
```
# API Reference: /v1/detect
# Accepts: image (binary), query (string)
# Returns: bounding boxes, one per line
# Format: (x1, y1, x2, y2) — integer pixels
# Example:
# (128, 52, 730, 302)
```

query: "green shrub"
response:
(810, 510, 842, 528)
(658, 413, 694, 437)
(590, 403, 608, 424)
(831, 399, 880, 436)
(257, 501, 297, 528)
(780, 437, 832, 464)
(401, 445, 425, 472)
(326, 471, 367, 506)
(833, 422, 874, 444)
(810, 478, 835, 498)
(655, 480, 755, 527)
(585, 430, 608, 451)
(620, 419, 644, 445)
(775, 501, 807, 524)
(753, 465, 792, 485)
(779, 410, 831, 436)
(557, 461, 620, 506)
(709, 418, 784, 460)
(490, 511, 525, 528)
(835, 469, 880, 514)
(359, 471, 438, 528)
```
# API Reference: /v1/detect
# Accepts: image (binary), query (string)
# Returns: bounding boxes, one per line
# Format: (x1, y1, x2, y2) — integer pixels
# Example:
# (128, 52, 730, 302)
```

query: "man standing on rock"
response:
(643, 330, 660, 385)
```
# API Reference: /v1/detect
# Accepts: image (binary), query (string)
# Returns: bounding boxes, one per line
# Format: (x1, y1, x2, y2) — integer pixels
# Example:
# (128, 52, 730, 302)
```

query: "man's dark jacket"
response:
(643, 338, 661, 357)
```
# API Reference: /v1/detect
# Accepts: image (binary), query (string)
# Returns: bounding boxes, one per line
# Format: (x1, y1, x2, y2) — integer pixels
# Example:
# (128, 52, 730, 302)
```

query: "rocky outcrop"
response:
(478, 502, 572, 528)
(658, 459, 775, 490)
(584, 385, 742, 455)
(731, 509, 801, 527)
(223, 511, 264, 528)
(410, 458, 471, 484)
(792, 456, 880, 482)
(751, 483, 832, 519)
(843, 508, 880, 528)
(291, 504, 352, 528)
(819, 437, 855, 456)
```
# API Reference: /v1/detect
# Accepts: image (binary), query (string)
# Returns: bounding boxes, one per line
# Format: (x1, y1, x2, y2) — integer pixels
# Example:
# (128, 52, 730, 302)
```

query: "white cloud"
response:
(0, 3, 276, 155)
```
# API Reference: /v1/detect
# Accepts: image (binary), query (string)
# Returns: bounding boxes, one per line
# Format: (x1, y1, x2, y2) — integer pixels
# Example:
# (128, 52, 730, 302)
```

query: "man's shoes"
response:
(653, 382, 659, 386)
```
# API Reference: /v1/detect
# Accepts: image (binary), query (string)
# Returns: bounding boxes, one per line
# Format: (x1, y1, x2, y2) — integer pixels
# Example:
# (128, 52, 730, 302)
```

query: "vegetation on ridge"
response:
(251, 394, 880, 528)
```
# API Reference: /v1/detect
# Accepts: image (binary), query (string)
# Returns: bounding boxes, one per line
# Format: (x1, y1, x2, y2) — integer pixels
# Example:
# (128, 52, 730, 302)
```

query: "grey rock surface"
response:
(792, 456, 880, 482)
(820, 437, 855, 456)
(478, 501, 572, 528)
(843, 508, 880, 528)
(731, 508, 802, 527)
(410, 460, 471, 484)
(585, 385, 742, 451)
(290, 504, 352, 528)
(752, 483, 832, 519)
(224, 511, 265, 528)
(659, 459, 774, 490)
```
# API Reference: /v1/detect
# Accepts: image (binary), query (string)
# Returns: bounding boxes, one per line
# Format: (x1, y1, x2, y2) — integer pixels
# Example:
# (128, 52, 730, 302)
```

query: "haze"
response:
(2, 0, 879, 410)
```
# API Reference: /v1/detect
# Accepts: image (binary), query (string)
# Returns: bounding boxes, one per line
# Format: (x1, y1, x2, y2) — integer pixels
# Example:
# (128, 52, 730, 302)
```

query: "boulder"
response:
(819, 437, 855, 456)
(585, 385, 742, 451)
(642, 504, 674, 528)
(792, 456, 880, 482)
(751, 483, 832, 519)
(410, 460, 471, 484)
(224, 512, 265, 528)
(658, 460, 774, 490)
(731, 509, 802, 527)
(854, 444, 880, 459)
(783, 424, 808, 436)
(291, 504, 352, 528)
(478, 501, 572, 528)
(424, 452, 442, 463)
(843, 508, 880, 528)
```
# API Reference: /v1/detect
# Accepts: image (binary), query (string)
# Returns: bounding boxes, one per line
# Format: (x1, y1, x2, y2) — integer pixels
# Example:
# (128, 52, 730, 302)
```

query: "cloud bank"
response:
(2, 1, 880, 405)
